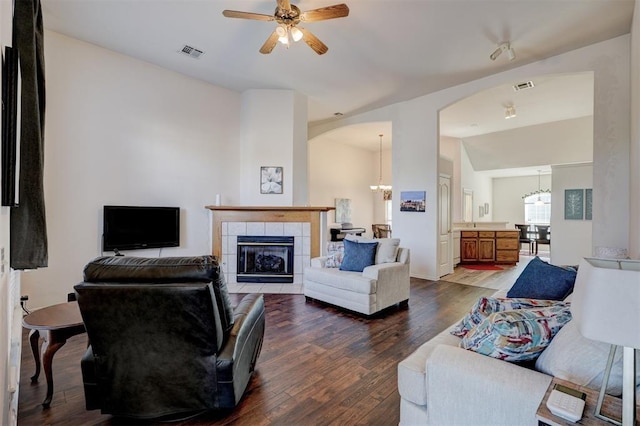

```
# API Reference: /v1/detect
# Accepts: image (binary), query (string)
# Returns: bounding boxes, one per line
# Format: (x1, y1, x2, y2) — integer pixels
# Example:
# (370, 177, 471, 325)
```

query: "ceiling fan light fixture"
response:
(276, 24, 290, 45)
(278, 36, 290, 46)
(290, 26, 303, 42)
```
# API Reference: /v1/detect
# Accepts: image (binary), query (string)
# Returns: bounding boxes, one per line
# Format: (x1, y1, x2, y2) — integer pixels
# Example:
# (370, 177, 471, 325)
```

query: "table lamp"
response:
(571, 257, 640, 426)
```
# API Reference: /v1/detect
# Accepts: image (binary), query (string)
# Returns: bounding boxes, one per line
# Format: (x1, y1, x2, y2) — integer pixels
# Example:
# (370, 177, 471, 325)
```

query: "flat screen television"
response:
(103, 205, 180, 252)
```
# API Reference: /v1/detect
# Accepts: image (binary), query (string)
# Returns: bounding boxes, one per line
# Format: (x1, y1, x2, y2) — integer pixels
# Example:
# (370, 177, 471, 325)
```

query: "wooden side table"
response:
(22, 301, 86, 408)
(537, 377, 640, 425)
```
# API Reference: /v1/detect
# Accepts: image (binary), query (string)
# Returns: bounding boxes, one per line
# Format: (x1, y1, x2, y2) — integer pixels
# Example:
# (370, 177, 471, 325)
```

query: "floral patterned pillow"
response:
(460, 305, 572, 362)
(325, 251, 344, 268)
(324, 242, 345, 268)
(451, 296, 569, 337)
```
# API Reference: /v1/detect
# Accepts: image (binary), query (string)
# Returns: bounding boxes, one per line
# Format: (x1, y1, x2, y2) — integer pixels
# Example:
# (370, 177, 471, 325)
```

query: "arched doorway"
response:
(438, 72, 594, 272)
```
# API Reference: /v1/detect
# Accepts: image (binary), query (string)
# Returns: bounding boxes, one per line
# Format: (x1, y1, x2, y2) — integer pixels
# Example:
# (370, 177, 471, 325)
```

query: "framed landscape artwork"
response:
(585, 188, 593, 220)
(260, 166, 283, 194)
(400, 191, 426, 212)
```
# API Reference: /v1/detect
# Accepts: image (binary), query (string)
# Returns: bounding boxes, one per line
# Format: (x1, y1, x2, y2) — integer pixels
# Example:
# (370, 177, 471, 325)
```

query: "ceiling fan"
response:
(222, 0, 349, 55)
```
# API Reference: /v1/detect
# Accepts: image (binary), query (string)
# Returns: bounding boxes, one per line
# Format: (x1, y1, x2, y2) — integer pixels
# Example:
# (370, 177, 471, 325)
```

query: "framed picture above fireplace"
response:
(260, 166, 283, 194)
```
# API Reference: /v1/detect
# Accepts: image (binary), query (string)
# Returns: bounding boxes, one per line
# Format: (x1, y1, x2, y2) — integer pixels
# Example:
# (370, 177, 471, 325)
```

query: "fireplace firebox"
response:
(237, 236, 294, 283)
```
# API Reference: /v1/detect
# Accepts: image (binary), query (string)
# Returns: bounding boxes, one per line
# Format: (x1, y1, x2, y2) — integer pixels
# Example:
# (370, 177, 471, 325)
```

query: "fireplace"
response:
(237, 236, 294, 283)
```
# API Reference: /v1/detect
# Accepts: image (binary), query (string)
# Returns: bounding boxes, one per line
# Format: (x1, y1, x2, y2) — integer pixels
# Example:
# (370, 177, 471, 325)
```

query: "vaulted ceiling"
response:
(42, 0, 634, 126)
(41, 0, 633, 172)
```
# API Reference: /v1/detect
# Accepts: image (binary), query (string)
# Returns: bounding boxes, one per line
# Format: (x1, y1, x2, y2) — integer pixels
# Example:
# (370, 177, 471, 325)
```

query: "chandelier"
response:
(370, 134, 392, 192)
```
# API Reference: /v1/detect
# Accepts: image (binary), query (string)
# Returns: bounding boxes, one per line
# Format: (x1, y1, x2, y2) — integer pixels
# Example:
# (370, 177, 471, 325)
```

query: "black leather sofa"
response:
(74, 255, 265, 420)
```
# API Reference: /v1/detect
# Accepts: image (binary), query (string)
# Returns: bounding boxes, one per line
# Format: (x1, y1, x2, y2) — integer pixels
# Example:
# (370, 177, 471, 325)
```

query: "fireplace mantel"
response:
(206, 206, 335, 260)
(205, 206, 335, 212)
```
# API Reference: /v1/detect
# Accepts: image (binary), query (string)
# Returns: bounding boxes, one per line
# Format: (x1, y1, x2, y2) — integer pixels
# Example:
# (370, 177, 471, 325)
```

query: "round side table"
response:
(22, 301, 86, 408)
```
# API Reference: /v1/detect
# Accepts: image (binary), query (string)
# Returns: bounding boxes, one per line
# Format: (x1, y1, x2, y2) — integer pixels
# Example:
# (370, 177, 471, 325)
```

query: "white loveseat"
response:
(303, 238, 410, 315)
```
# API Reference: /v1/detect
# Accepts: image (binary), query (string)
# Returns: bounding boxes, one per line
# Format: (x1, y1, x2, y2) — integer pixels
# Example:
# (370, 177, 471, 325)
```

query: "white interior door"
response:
(439, 175, 453, 277)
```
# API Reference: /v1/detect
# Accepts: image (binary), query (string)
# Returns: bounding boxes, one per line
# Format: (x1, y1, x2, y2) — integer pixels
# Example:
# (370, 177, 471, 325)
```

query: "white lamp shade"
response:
(571, 257, 640, 349)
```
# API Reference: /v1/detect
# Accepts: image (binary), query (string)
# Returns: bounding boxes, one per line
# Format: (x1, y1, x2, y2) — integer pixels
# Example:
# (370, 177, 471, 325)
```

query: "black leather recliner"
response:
(74, 255, 265, 420)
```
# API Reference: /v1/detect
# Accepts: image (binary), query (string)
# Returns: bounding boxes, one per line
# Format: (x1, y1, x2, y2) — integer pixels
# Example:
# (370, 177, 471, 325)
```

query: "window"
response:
(524, 193, 551, 224)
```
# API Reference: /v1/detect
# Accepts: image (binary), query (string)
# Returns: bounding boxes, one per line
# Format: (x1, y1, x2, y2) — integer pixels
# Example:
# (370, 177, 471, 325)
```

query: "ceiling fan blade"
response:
(276, 0, 291, 12)
(298, 27, 328, 55)
(300, 4, 349, 22)
(259, 30, 280, 54)
(222, 10, 275, 21)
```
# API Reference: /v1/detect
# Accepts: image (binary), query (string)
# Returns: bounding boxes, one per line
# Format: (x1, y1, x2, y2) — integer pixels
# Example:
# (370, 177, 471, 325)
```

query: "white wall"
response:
(292, 93, 309, 206)
(311, 35, 632, 280)
(550, 163, 593, 265)
(21, 31, 243, 309)
(460, 145, 493, 222)
(308, 137, 376, 235)
(1, 1, 19, 423)
(630, 0, 640, 259)
(492, 174, 553, 226)
(239, 89, 308, 206)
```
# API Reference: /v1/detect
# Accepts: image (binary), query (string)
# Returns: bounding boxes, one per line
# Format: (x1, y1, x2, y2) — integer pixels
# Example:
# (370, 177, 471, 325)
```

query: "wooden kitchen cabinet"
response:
(460, 230, 519, 265)
(495, 231, 520, 263)
(478, 237, 495, 262)
(461, 231, 479, 262)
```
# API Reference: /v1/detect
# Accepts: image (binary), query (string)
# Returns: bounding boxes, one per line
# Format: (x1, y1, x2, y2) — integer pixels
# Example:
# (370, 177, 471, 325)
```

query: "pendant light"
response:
(370, 134, 391, 192)
(535, 171, 545, 206)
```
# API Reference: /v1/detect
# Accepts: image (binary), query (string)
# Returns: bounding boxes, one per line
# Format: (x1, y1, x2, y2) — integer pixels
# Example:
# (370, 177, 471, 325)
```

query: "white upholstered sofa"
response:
(398, 288, 553, 426)
(397, 258, 640, 426)
(303, 237, 410, 315)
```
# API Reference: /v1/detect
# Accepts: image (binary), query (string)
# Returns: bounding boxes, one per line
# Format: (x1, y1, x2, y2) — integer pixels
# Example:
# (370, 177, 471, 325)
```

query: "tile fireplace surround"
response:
(206, 206, 334, 293)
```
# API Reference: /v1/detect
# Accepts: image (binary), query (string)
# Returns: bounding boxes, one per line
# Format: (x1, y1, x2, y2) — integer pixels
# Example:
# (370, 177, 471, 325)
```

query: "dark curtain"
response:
(10, 0, 47, 269)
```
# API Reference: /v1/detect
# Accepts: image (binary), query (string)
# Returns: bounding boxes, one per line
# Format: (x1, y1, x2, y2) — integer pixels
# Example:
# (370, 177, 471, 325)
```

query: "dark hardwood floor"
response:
(18, 278, 494, 425)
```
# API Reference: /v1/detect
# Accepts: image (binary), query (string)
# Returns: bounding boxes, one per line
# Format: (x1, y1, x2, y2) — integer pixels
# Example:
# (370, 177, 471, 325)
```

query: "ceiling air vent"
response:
(179, 45, 204, 59)
(513, 81, 535, 91)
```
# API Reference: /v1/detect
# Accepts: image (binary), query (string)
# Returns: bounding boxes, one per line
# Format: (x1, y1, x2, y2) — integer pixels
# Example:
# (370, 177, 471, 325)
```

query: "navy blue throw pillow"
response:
(339, 239, 378, 272)
(506, 256, 577, 300)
